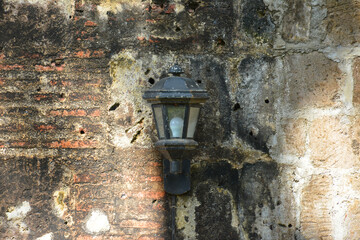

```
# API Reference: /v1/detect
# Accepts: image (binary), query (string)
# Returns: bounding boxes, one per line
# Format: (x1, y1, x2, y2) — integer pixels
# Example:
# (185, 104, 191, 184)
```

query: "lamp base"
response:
(163, 159, 190, 195)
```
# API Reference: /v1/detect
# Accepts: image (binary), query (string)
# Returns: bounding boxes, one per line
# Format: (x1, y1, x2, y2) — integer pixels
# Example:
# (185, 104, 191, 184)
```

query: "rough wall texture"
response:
(0, 0, 360, 239)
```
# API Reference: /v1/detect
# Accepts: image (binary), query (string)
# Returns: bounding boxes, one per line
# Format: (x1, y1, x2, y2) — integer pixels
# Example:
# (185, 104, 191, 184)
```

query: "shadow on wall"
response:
(174, 159, 299, 240)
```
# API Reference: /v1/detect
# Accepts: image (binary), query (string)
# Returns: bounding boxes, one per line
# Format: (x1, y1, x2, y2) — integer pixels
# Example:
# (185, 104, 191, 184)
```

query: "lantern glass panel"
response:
(153, 105, 165, 139)
(186, 107, 200, 138)
(166, 105, 186, 138)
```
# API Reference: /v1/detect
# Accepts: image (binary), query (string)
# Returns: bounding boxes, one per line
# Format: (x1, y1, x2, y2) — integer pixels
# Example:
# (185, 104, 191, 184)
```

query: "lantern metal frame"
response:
(143, 65, 208, 195)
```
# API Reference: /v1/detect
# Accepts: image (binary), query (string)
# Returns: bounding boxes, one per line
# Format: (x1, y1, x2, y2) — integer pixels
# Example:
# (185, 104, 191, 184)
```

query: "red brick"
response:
(46, 140, 98, 149)
(75, 202, 94, 212)
(31, 93, 65, 102)
(48, 108, 100, 117)
(35, 63, 65, 72)
(89, 109, 101, 117)
(0, 64, 24, 70)
(77, 124, 103, 133)
(130, 191, 165, 199)
(84, 20, 97, 27)
(8, 141, 33, 148)
(74, 173, 101, 183)
(145, 176, 162, 182)
(69, 93, 103, 102)
(119, 220, 161, 229)
(139, 237, 164, 240)
(34, 124, 56, 131)
(74, 49, 105, 58)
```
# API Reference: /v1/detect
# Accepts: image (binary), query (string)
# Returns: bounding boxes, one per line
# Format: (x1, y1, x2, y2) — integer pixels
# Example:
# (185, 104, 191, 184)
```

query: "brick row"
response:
(0, 120, 102, 133)
(76, 235, 164, 240)
(0, 92, 25, 102)
(48, 108, 101, 117)
(0, 140, 99, 149)
(73, 174, 162, 188)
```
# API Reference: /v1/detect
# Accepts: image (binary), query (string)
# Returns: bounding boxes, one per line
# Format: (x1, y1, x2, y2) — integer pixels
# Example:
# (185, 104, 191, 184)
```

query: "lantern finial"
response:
(168, 64, 184, 76)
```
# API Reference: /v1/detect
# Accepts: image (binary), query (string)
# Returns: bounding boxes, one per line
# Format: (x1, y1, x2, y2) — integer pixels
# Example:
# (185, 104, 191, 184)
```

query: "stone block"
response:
(352, 57, 360, 106)
(281, 0, 311, 42)
(346, 199, 360, 239)
(284, 52, 342, 110)
(347, 174, 360, 238)
(324, 0, 360, 45)
(309, 116, 358, 168)
(235, 56, 277, 153)
(301, 174, 333, 239)
(280, 118, 308, 156)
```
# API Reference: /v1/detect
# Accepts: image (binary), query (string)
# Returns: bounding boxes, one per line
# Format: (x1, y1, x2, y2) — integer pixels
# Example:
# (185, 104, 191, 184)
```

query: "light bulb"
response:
(170, 117, 184, 138)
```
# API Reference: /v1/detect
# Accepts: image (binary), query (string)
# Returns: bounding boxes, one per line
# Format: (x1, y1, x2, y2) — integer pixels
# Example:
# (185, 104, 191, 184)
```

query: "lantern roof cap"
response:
(143, 65, 209, 102)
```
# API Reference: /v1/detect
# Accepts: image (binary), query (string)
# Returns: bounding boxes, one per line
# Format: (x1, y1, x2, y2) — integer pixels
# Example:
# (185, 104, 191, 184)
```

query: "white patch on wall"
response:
(6, 201, 32, 234)
(84, 209, 110, 234)
(176, 196, 201, 240)
(6, 201, 31, 220)
(36, 233, 53, 240)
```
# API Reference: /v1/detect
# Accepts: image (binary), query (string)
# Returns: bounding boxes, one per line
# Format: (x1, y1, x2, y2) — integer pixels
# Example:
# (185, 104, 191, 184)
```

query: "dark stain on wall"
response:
(0, 157, 71, 239)
(191, 161, 239, 240)
(242, 0, 275, 39)
(0, 3, 68, 50)
(191, 58, 232, 144)
(238, 161, 278, 239)
(235, 56, 276, 153)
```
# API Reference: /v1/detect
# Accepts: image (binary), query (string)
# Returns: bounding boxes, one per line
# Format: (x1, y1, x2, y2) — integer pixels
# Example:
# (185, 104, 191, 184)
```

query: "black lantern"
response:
(143, 65, 208, 195)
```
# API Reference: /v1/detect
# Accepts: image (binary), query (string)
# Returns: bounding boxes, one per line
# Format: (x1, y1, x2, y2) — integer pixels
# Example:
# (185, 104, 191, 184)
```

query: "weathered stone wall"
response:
(1, 0, 360, 239)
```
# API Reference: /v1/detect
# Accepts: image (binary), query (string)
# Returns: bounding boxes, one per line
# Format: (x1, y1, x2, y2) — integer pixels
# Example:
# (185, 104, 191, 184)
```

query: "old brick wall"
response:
(1, 0, 360, 239)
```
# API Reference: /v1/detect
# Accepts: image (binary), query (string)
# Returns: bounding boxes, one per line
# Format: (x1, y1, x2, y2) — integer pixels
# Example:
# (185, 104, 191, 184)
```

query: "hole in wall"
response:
(288, 224, 292, 228)
(217, 38, 225, 46)
(60, 93, 65, 98)
(145, 69, 151, 75)
(64, 221, 68, 225)
(109, 102, 120, 111)
(152, 199, 157, 204)
(196, 80, 202, 84)
(152, 0, 168, 5)
(265, 98, 269, 104)
(175, 26, 181, 32)
(52, 59, 63, 66)
(148, 78, 155, 85)
(186, 1, 200, 11)
(37, 87, 41, 92)
(233, 103, 240, 111)
(80, 129, 85, 134)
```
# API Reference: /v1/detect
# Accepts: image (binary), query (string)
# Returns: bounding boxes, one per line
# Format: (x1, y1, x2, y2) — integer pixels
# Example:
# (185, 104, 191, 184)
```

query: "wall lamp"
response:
(143, 64, 208, 195)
